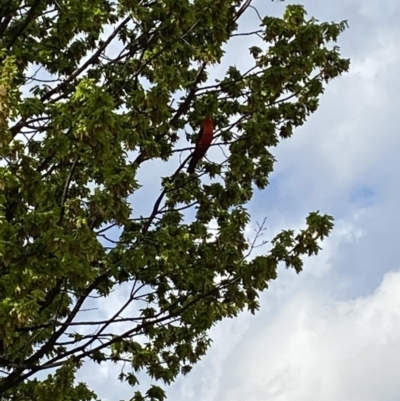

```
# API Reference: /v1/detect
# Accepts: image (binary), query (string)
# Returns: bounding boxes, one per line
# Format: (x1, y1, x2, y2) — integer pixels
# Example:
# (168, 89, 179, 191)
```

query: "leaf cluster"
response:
(0, 0, 349, 400)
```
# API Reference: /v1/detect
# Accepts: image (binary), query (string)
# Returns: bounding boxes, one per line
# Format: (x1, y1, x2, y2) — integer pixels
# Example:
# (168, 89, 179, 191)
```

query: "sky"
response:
(17, 0, 400, 399)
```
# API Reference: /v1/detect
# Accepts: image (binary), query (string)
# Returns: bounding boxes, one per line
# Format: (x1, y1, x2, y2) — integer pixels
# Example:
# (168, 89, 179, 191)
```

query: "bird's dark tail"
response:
(187, 157, 197, 174)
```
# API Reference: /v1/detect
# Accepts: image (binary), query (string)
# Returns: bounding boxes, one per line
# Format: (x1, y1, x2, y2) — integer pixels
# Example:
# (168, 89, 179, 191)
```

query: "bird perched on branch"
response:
(187, 116, 214, 174)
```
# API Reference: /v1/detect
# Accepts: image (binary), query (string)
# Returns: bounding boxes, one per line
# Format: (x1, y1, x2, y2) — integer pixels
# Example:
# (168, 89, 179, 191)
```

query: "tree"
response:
(0, 0, 349, 399)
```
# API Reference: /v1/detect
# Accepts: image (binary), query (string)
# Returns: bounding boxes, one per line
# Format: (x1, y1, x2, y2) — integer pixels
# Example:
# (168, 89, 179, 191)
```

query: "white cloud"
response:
(170, 269, 400, 401)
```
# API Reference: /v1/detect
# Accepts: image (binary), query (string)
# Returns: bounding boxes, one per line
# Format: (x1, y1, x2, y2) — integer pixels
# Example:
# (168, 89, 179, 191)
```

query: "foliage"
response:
(0, 0, 349, 400)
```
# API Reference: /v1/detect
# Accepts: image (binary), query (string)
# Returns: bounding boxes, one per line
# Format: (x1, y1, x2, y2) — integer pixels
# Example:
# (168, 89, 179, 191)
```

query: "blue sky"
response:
(18, 0, 400, 399)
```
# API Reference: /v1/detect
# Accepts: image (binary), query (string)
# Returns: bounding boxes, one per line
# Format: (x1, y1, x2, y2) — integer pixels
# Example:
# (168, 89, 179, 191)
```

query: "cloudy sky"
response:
(72, 0, 400, 400)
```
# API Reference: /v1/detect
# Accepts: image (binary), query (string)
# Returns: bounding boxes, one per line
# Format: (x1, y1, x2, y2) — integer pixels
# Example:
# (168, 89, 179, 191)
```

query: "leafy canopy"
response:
(0, 0, 349, 400)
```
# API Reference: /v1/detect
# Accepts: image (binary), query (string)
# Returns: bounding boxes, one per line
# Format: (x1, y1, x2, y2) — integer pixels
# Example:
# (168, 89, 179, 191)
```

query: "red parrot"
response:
(187, 116, 214, 174)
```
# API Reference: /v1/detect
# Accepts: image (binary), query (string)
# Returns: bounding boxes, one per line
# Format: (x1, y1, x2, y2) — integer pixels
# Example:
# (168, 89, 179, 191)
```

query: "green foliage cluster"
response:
(0, 0, 349, 400)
